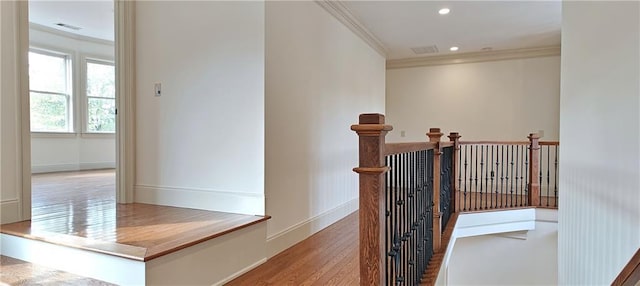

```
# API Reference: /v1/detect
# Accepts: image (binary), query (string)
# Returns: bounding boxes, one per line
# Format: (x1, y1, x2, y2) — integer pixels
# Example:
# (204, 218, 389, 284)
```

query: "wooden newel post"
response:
(351, 113, 392, 286)
(427, 128, 444, 251)
(528, 133, 541, 207)
(448, 132, 461, 212)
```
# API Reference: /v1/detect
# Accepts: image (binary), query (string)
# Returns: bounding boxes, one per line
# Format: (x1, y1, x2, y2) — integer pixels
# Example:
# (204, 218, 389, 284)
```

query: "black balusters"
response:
(538, 143, 559, 208)
(525, 145, 529, 207)
(554, 146, 558, 207)
(491, 146, 496, 208)
(479, 145, 485, 210)
(385, 149, 435, 285)
(463, 145, 468, 211)
(441, 146, 454, 231)
(500, 145, 505, 208)
(539, 146, 543, 207)
(474, 145, 478, 211)
(515, 145, 520, 207)
(455, 143, 537, 210)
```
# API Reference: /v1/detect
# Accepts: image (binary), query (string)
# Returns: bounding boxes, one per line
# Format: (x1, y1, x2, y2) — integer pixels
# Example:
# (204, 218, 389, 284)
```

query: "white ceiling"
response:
(29, 1, 114, 42)
(27, 1, 561, 59)
(343, 1, 561, 60)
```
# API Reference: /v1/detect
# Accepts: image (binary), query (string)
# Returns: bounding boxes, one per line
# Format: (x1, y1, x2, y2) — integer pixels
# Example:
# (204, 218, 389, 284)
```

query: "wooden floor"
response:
(228, 211, 360, 286)
(0, 255, 114, 285)
(1, 170, 268, 261)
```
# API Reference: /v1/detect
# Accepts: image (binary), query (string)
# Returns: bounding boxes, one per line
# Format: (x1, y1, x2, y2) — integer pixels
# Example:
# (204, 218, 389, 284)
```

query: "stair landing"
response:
(1, 203, 268, 262)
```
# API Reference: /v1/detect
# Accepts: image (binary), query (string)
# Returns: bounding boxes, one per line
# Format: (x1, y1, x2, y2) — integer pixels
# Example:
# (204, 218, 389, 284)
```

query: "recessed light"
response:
(438, 8, 450, 15)
(450, 46, 459, 52)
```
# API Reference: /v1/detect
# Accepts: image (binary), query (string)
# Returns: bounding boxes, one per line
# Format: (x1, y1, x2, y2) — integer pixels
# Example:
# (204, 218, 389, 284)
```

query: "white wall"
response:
(386, 56, 560, 142)
(134, 1, 265, 216)
(449, 220, 558, 285)
(265, 1, 385, 256)
(1, 1, 27, 224)
(29, 27, 116, 174)
(559, 2, 640, 284)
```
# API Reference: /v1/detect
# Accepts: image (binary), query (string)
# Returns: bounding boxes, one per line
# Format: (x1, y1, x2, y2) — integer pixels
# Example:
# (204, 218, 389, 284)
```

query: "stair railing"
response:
(352, 114, 455, 285)
(352, 113, 560, 285)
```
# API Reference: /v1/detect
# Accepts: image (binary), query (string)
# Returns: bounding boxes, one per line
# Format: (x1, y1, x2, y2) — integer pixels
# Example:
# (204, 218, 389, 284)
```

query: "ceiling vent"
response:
(55, 23, 81, 31)
(411, 45, 439, 54)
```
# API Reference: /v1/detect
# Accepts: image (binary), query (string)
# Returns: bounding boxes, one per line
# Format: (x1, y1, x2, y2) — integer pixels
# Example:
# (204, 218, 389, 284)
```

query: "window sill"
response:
(81, 132, 115, 139)
(30, 132, 115, 139)
(31, 132, 76, 138)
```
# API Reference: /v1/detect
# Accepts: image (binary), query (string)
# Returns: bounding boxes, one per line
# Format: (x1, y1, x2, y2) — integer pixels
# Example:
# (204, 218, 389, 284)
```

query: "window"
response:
(28, 50, 72, 132)
(85, 60, 115, 133)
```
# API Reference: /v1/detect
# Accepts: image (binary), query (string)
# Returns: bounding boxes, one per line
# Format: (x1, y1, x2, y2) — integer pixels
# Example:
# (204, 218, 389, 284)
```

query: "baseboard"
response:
(266, 198, 358, 258)
(213, 258, 267, 286)
(31, 162, 115, 174)
(134, 184, 265, 216)
(0, 200, 21, 224)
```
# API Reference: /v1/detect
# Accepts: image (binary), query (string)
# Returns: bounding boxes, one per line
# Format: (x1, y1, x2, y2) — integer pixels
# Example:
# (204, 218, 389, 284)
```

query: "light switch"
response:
(154, 83, 161, 97)
(401, 130, 406, 137)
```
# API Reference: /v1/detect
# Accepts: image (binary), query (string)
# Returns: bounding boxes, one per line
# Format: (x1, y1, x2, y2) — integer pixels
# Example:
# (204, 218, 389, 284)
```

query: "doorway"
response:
(25, 0, 122, 222)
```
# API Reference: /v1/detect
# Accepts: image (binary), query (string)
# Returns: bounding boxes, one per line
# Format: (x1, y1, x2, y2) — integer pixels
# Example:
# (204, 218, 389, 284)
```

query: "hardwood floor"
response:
(1, 170, 269, 261)
(227, 211, 360, 286)
(0, 255, 115, 285)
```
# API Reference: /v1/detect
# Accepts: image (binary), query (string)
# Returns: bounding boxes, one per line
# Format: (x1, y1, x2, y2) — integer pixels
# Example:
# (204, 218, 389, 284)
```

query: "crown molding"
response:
(29, 22, 114, 46)
(314, 0, 387, 58)
(387, 45, 561, 69)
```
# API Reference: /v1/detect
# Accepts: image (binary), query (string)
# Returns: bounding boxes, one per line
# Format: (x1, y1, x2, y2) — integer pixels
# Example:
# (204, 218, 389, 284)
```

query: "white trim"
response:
(30, 132, 76, 138)
(29, 22, 114, 46)
(134, 184, 265, 216)
(1, 200, 21, 224)
(1, 234, 145, 285)
(314, 0, 387, 57)
(80, 132, 115, 139)
(115, 0, 135, 204)
(266, 198, 359, 258)
(18, 0, 31, 221)
(387, 45, 561, 69)
(31, 162, 115, 174)
(213, 258, 267, 286)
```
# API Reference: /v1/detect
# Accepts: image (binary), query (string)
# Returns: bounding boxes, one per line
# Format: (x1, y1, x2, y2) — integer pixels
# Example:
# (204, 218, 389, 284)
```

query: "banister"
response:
(440, 141, 454, 148)
(460, 140, 530, 145)
(612, 248, 640, 286)
(352, 113, 560, 285)
(351, 113, 389, 286)
(384, 142, 436, 156)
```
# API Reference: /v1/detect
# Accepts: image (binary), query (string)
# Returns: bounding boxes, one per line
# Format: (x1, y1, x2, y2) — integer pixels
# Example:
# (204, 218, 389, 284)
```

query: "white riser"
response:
(1, 233, 145, 285)
(1, 221, 268, 285)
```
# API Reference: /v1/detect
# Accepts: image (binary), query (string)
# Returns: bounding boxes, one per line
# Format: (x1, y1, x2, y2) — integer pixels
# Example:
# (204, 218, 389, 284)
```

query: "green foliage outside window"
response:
(30, 92, 68, 132)
(86, 61, 115, 132)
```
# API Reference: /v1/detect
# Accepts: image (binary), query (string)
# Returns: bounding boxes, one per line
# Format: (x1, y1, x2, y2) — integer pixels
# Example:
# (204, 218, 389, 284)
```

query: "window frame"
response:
(82, 56, 116, 134)
(28, 48, 74, 134)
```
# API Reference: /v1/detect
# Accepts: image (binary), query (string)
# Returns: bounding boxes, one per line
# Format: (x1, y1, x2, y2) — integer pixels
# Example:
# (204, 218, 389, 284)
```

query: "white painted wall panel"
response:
(386, 56, 560, 142)
(135, 1, 265, 215)
(1, 1, 26, 223)
(559, 2, 640, 284)
(265, 1, 385, 256)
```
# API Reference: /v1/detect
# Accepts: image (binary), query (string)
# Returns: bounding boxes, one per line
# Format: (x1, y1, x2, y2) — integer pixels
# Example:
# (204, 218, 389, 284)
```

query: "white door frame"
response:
(18, 0, 135, 219)
(114, 0, 136, 204)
